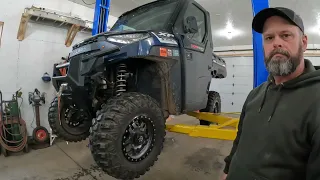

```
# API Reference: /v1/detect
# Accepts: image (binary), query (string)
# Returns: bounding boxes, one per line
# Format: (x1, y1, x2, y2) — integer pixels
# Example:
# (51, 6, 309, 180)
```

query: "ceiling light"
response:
(308, 25, 320, 36)
(215, 20, 242, 40)
(308, 14, 320, 36)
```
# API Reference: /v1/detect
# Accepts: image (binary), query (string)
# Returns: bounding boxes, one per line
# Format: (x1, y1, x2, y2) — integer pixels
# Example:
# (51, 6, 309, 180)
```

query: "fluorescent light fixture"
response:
(308, 25, 320, 36)
(307, 14, 320, 36)
(215, 20, 242, 40)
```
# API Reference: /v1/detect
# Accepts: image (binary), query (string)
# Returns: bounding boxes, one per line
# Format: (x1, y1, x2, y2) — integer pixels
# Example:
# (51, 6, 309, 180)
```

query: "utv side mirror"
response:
(184, 16, 198, 34)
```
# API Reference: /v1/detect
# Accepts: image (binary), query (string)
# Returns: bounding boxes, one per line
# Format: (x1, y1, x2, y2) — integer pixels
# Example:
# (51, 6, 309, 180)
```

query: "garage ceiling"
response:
(68, 0, 320, 48)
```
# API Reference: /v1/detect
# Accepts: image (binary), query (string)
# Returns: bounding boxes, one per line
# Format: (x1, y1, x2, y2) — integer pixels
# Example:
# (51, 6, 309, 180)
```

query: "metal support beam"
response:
(92, 0, 111, 35)
(251, 0, 269, 88)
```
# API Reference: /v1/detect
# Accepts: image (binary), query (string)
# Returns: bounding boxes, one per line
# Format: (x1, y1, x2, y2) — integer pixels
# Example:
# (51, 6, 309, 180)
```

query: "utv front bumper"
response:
(52, 40, 120, 91)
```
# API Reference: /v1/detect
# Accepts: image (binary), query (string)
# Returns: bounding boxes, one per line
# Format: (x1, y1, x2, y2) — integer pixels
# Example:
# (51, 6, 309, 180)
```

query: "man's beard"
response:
(264, 45, 303, 76)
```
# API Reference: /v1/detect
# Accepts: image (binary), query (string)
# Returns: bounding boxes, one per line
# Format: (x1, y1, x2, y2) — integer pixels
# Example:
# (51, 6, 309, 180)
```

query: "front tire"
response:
(48, 97, 92, 142)
(89, 92, 166, 179)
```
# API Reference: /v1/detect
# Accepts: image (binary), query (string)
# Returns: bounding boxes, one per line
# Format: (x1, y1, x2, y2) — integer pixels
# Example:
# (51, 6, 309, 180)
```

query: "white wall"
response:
(210, 56, 253, 112)
(0, 0, 118, 135)
(211, 45, 320, 112)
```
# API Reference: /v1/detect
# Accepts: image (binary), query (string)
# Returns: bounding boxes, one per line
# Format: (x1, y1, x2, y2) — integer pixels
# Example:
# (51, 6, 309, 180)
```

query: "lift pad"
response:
(165, 112, 240, 140)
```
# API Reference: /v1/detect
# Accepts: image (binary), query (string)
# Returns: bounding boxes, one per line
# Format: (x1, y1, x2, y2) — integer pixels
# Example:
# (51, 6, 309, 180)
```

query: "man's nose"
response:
(272, 36, 283, 48)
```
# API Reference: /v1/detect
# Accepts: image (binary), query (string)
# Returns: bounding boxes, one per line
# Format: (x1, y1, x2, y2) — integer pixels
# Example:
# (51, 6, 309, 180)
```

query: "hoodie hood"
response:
(259, 59, 320, 121)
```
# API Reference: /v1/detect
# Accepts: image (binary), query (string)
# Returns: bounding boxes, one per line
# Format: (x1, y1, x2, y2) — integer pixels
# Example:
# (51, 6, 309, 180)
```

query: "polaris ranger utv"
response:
(48, 0, 227, 179)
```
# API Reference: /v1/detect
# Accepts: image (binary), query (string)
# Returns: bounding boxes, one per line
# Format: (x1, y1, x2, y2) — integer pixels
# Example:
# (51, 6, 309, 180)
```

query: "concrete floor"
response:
(0, 114, 234, 180)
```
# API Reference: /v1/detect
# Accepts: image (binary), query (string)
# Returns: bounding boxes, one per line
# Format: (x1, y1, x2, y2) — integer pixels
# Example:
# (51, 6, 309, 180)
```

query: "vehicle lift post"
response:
(251, 0, 269, 88)
(166, 0, 269, 141)
(92, 0, 111, 36)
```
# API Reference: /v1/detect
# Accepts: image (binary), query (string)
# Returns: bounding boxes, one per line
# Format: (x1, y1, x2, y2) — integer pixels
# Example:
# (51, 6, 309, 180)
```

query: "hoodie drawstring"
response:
(258, 83, 272, 113)
(268, 85, 283, 122)
(258, 83, 284, 122)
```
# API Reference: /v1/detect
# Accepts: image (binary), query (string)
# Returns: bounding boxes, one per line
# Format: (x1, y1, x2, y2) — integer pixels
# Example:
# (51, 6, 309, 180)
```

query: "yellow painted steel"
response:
(165, 112, 240, 140)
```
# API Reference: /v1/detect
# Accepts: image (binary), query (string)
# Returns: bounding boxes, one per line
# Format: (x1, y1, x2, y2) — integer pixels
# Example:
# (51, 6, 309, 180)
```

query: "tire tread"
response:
(89, 92, 166, 179)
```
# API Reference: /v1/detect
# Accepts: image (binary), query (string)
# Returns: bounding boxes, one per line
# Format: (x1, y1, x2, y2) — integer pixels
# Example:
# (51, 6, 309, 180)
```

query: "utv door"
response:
(173, 1, 213, 111)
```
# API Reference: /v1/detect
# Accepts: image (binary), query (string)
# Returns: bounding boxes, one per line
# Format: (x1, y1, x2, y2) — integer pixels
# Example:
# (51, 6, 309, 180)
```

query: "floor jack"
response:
(28, 88, 50, 149)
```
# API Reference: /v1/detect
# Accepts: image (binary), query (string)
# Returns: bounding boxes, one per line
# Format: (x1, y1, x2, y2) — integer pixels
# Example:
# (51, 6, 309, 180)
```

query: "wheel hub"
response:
(122, 115, 155, 162)
(133, 133, 145, 145)
(59, 104, 92, 135)
(65, 107, 88, 127)
(36, 129, 47, 140)
(137, 135, 144, 144)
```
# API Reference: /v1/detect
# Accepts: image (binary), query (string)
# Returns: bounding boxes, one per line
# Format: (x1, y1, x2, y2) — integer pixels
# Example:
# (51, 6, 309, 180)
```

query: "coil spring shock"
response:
(116, 63, 127, 96)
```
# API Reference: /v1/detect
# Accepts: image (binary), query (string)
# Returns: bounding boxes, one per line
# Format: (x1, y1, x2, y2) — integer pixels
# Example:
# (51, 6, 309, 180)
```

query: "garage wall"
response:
(210, 45, 320, 112)
(0, 0, 118, 135)
(210, 56, 253, 112)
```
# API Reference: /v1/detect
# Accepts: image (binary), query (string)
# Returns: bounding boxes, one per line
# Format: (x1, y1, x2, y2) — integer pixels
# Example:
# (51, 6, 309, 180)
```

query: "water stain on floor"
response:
(184, 147, 223, 175)
(54, 165, 105, 180)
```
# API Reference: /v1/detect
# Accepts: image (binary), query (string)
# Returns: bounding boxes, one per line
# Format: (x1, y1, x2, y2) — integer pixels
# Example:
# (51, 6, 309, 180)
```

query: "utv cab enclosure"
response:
(49, 0, 227, 179)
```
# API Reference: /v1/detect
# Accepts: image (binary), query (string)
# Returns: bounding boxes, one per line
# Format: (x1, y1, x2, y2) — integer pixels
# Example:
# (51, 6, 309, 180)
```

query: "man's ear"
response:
(302, 34, 308, 52)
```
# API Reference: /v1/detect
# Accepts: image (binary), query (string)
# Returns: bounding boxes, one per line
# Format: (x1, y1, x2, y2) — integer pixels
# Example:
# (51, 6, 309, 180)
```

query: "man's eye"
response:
(265, 37, 273, 40)
(282, 34, 291, 38)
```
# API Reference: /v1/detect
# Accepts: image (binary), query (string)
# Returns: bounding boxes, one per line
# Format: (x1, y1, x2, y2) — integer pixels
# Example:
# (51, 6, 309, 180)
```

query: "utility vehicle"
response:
(48, 0, 227, 179)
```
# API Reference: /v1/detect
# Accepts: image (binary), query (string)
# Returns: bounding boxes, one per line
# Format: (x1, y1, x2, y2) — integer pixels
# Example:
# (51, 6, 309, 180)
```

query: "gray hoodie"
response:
(224, 59, 320, 180)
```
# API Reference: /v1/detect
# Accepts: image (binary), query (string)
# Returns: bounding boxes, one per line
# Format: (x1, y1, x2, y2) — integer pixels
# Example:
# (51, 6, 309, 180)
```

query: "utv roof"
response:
(119, 0, 184, 18)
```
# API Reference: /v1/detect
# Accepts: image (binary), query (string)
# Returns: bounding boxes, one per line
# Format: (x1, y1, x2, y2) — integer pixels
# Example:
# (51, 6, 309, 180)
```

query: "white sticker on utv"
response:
(158, 32, 175, 38)
(167, 49, 172, 56)
(152, 32, 178, 45)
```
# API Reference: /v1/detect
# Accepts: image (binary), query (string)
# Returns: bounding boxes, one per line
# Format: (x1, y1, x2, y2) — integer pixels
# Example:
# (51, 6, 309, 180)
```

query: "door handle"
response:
(186, 52, 192, 60)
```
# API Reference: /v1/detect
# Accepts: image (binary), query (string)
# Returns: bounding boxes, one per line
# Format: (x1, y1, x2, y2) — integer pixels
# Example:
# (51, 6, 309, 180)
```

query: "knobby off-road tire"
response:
(199, 91, 221, 125)
(48, 97, 91, 142)
(89, 92, 166, 180)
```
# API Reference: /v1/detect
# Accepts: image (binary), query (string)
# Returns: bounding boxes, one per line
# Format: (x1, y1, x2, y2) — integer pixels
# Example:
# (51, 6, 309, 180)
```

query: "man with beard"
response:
(220, 7, 320, 180)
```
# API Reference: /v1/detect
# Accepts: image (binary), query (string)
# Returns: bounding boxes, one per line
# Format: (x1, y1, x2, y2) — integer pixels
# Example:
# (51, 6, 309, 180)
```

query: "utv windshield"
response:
(110, 0, 179, 32)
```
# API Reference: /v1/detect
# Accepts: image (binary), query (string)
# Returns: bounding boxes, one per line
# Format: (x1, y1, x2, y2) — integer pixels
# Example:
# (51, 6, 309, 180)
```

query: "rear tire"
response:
(199, 91, 221, 125)
(48, 97, 91, 142)
(89, 92, 166, 180)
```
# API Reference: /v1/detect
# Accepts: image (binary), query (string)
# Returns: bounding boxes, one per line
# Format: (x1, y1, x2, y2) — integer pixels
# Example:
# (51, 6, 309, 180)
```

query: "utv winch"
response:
(48, 0, 227, 179)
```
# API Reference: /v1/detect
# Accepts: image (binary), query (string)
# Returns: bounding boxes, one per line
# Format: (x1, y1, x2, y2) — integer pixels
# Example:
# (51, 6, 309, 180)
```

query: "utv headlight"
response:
(107, 33, 150, 44)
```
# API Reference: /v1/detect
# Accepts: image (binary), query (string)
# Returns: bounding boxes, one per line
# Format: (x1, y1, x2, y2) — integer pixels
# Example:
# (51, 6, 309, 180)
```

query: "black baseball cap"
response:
(252, 7, 304, 33)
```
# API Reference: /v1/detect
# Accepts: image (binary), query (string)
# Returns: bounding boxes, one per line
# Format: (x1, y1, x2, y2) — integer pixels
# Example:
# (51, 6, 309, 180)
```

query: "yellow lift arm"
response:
(166, 112, 240, 140)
